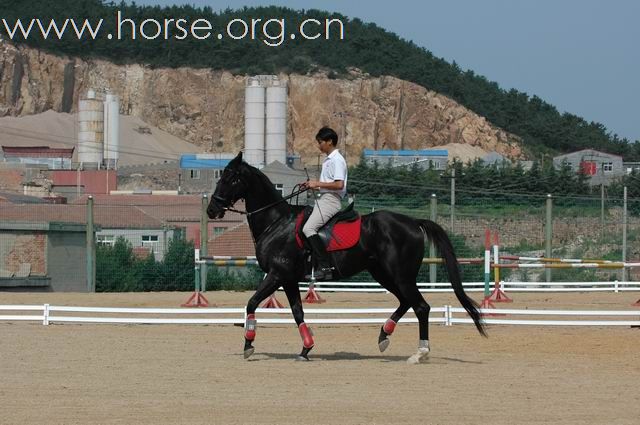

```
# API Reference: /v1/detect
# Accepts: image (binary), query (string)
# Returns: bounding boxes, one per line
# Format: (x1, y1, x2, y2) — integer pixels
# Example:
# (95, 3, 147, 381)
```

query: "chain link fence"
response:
(1, 187, 638, 292)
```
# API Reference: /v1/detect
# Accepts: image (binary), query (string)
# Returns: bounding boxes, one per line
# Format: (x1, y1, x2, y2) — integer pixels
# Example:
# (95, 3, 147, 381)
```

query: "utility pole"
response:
(450, 168, 456, 231)
(333, 111, 348, 164)
(86, 196, 95, 292)
(600, 183, 605, 239)
(545, 194, 552, 283)
(622, 186, 628, 282)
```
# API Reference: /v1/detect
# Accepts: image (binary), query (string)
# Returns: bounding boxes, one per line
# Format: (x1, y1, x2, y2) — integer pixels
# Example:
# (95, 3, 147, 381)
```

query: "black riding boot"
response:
(305, 234, 334, 281)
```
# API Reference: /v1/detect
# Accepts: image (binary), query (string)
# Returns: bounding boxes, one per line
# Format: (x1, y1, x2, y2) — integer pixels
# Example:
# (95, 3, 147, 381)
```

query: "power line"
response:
(0, 126, 187, 162)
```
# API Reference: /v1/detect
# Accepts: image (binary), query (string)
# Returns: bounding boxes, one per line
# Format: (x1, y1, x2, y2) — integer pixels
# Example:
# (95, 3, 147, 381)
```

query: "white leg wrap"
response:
(407, 340, 430, 364)
(419, 339, 430, 352)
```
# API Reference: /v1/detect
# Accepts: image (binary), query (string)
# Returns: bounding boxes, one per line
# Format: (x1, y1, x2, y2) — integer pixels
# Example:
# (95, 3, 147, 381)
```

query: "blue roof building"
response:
(363, 149, 449, 170)
(363, 149, 448, 157)
(179, 154, 235, 193)
(179, 155, 232, 169)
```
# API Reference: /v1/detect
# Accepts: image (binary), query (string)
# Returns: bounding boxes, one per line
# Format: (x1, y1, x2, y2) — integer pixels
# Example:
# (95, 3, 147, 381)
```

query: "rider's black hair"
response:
(315, 127, 338, 146)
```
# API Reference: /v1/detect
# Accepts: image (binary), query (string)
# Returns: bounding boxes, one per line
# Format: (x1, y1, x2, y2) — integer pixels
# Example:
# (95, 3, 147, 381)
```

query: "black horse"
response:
(207, 152, 486, 363)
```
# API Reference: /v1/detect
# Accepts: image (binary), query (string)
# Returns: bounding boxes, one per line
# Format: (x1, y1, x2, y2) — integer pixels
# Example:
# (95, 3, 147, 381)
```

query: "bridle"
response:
(212, 174, 309, 219)
(212, 176, 310, 247)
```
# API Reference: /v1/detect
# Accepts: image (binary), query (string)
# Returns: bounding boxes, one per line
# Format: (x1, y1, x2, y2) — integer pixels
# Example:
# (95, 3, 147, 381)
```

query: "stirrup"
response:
(305, 267, 333, 281)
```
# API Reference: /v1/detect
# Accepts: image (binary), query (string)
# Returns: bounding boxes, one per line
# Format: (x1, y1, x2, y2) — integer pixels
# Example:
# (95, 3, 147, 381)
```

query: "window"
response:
(213, 227, 225, 236)
(97, 235, 115, 247)
(602, 162, 613, 173)
(275, 184, 284, 196)
(190, 169, 201, 179)
(214, 169, 221, 179)
(142, 235, 159, 250)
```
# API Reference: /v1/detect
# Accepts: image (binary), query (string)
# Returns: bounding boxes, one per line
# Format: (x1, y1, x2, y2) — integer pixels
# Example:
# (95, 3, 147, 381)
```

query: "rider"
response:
(301, 126, 348, 281)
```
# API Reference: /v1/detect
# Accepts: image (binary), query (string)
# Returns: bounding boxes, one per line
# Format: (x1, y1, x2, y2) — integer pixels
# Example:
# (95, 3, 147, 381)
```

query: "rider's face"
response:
(316, 139, 330, 154)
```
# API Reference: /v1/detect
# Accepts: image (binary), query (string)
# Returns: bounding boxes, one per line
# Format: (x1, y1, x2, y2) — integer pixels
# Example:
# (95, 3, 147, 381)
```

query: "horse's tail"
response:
(418, 219, 487, 337)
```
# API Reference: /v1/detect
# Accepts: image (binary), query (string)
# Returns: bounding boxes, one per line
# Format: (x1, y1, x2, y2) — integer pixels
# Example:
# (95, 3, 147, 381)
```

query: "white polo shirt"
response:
(320, 149, 348, 199)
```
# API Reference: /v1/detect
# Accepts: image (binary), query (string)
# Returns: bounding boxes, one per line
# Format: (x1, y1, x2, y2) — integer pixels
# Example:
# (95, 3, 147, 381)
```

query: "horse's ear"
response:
(229, 151, 243, 167)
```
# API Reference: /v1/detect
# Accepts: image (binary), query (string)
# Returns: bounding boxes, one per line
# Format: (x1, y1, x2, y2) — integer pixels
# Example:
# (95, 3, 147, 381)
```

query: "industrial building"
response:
(180, 75, 306, 197)
(0, 79, 307, 291)
(77, 89, 120, 170)
(363, 149, 449, 170)
(552, 149, 624, 186)
(244, 75, 288, 168)
(1, 146, 75, 169)
(0, 89, 122, 201)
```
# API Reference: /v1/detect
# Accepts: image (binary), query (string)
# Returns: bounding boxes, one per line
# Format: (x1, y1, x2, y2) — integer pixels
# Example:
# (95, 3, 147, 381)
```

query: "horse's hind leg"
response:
(397, 285, 431, 364)
(243, 273, 280, 359)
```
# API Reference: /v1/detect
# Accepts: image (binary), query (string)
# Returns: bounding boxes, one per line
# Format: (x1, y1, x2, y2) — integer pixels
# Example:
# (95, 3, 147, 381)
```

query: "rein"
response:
(220, 186, 309, 218)
(217, 186, 309, 248)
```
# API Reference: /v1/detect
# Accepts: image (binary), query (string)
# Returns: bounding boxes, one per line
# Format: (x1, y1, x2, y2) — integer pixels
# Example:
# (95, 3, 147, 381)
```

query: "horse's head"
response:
(207, 152, 251, 219)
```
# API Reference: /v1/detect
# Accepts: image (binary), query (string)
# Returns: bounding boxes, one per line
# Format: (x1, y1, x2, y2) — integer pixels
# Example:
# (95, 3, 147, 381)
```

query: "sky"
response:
(138, 0, 640, 142)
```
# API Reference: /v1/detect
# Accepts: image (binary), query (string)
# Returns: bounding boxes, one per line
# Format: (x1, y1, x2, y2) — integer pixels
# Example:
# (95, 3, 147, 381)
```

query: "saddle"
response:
(295, 202, 362, 252)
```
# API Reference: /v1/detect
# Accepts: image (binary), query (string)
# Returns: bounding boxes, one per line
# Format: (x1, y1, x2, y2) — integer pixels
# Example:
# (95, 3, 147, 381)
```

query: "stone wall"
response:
(0, 232, 46, 276)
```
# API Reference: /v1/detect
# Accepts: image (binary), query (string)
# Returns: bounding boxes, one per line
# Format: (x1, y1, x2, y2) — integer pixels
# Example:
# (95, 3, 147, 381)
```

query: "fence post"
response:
(429, 194, 437, 283)
(86, 196, 95, 292)
(43, 303, 50, 326)
(484, 229, 491, 297)
(201, 194, 209, 292)
(622, 186, 627, 282)
(545, 194, 553, 283)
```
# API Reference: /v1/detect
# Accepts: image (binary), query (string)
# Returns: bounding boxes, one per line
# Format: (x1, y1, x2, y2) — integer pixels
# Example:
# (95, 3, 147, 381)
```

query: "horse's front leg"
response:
(243, 273, 280, 359)
(283, 281, 314, 361)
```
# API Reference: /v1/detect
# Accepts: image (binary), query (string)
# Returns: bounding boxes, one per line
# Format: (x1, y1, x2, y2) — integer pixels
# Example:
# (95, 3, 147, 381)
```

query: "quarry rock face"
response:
(0, 41, 522, 166)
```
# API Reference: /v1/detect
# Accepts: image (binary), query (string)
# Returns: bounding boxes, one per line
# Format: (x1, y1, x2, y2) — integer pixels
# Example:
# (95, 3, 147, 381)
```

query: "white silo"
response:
(103, 93, 120, 169)
(265, 78, 287, 166)
(78, 89, 104, 168)
(244, 77, 266, 168)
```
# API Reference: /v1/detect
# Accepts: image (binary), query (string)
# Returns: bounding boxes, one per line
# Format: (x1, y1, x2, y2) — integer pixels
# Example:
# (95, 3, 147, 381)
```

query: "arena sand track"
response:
(1, 291, 639, 425)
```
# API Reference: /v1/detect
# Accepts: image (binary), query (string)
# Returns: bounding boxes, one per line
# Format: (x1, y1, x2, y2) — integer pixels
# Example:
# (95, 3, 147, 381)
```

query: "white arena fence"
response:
(296, 281, 640, 293)
(1, 304, 639, 327)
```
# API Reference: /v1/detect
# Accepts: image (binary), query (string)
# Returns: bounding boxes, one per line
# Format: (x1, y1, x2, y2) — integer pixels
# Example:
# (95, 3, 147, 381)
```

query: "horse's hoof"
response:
(297, 345, 313, 361)
(243, 347, 255, 359)
(407, 348, 429, 364)
(378, 338, 390, 353)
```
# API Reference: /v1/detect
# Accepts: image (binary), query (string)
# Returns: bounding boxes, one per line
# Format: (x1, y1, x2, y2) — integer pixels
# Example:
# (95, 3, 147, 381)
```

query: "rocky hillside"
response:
(0, 41, 522, 166)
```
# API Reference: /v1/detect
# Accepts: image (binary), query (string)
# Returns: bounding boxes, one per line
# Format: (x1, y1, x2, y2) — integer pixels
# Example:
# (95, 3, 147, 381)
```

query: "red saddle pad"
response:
(295, 213, 361, 252)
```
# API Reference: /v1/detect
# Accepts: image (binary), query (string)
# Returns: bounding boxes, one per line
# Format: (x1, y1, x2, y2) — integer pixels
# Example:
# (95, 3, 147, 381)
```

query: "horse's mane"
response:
(243, 162, 307, 216)
(243, 162, 283, 201)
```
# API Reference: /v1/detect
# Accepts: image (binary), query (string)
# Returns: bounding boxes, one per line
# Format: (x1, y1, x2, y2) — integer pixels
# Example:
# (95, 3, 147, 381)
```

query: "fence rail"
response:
(296, 281, 640, 293)
(1, 304, 638, 327)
